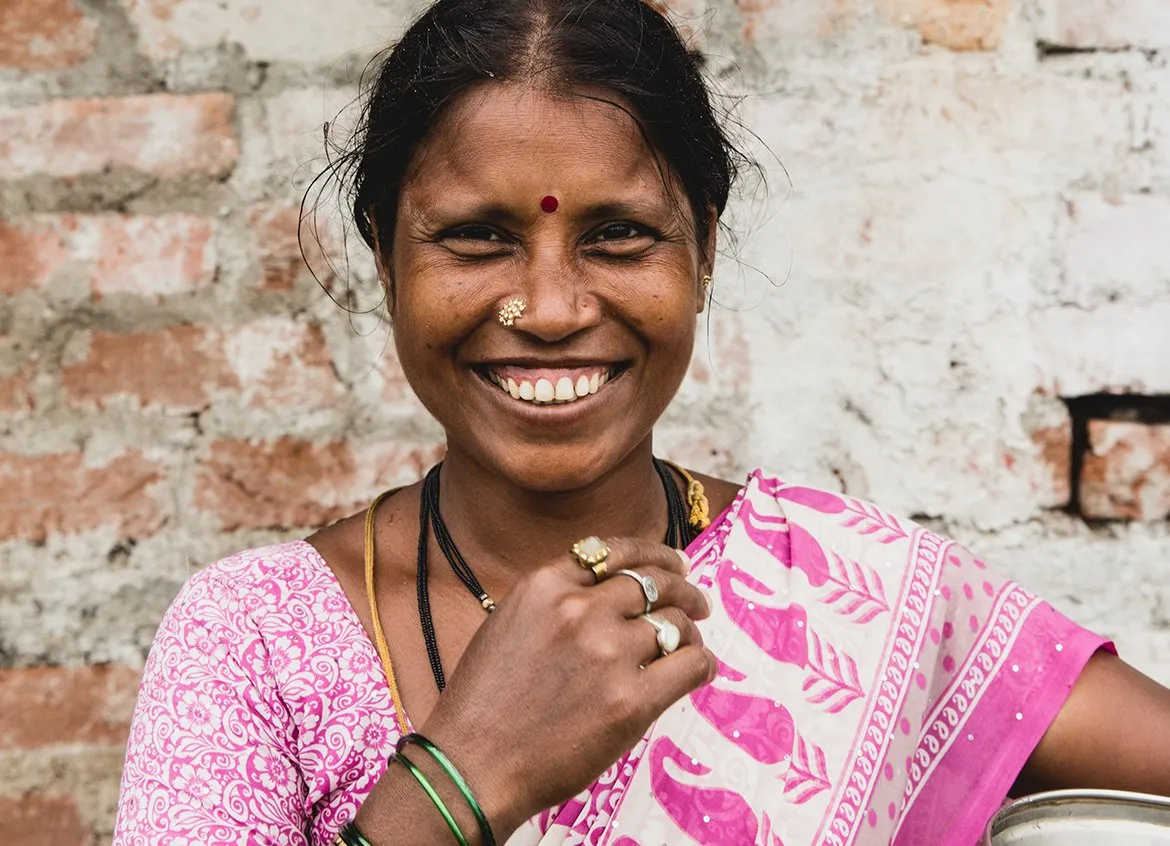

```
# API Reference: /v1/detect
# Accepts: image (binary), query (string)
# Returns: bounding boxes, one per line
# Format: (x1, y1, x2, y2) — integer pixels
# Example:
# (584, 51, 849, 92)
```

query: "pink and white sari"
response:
(114, 469, 1107, 845)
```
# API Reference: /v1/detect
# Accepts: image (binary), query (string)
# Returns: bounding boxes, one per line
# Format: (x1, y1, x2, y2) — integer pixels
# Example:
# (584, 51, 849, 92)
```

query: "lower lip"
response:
(471, 370, 626, 423)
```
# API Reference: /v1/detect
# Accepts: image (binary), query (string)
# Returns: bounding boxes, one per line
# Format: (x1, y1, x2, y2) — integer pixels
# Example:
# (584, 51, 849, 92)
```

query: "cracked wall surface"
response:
(2, 0, 1169, 840)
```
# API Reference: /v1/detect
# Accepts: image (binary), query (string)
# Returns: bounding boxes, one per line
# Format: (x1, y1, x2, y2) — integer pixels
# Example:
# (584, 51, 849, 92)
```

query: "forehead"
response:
(403, 82, 673, 204)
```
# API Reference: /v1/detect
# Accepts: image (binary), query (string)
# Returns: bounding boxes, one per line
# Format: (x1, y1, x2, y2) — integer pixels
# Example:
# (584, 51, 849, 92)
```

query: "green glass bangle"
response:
(399, 733, 496, 846)
(338, 822, 375, 846)
(395, 750, 470, 846)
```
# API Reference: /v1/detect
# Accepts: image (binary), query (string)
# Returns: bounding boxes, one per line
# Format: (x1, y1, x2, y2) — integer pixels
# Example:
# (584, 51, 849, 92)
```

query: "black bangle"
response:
(336, 821, 374, 846)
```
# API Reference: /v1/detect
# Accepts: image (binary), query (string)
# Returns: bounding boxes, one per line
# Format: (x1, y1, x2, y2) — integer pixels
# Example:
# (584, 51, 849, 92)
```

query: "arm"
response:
(113, 570, 313, 845)
(1015, 650, 1170, 797)
(114, 568, 478, 846)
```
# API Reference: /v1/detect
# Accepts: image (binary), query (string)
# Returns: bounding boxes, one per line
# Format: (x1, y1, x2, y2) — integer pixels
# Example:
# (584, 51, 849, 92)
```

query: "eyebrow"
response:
(417, 202, 527, 230)
(417, 196, 673, 229)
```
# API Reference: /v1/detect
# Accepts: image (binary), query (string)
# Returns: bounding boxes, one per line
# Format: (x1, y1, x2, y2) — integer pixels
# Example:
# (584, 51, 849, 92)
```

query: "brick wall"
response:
(1, 0, 1167, 841)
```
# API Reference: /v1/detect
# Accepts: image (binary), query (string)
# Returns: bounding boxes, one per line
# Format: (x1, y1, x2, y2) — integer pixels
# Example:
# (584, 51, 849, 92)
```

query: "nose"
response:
(510, 247, 601, 342)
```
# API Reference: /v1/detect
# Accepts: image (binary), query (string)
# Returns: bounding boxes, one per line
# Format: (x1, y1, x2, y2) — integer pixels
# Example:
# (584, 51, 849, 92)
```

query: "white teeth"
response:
(488, 368, 614, 405)
(555, 377, 575, 402)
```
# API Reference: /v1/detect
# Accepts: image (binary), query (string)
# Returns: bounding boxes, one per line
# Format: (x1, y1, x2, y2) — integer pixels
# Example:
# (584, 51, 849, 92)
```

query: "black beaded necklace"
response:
(417, 460, 694, 692)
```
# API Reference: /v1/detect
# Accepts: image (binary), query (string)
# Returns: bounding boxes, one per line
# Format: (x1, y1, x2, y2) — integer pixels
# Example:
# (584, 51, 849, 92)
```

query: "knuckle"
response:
(643, 567, 684, 604)
(554, 592, 592, 630)
(529, 565, 564, 594)
(694, 648, 719, 686)
(679, 616, 703, 648)
(661, 607, 693, 635)
(589, 635, 624, 666)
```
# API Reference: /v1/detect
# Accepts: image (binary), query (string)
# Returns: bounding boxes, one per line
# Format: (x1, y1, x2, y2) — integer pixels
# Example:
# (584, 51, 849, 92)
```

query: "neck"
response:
(434, 440, 669, 595)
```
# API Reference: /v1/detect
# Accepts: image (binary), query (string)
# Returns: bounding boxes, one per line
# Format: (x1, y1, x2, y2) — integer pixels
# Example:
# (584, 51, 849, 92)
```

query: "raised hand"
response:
(419, 537, 716, 839)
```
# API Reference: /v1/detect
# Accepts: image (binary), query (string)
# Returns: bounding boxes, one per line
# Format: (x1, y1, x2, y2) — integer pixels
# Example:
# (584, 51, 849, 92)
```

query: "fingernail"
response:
(675, 549, 693, 572)
(700, 588, 713, 615)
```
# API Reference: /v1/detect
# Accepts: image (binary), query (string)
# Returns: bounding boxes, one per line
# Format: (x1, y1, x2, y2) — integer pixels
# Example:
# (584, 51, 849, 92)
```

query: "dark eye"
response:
(594, 222, 650, 242)
(445, 224, 503, 242)
(437, 224, 512, 258)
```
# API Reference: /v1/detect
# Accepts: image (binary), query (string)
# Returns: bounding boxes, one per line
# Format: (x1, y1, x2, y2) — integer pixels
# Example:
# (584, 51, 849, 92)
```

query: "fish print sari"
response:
(114, 469, 1107, 845)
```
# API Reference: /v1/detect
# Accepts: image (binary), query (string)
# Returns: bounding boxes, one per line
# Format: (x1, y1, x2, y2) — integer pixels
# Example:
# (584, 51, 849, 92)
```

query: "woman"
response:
(113, 0, 1170, 844)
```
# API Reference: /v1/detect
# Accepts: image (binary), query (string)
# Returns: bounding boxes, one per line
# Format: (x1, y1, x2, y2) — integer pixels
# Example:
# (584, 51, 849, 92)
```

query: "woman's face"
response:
(388, 82, 711, 492)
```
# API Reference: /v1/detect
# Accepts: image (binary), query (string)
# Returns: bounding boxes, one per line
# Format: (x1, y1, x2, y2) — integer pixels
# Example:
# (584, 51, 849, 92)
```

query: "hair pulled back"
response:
(341, 0, 746, 258)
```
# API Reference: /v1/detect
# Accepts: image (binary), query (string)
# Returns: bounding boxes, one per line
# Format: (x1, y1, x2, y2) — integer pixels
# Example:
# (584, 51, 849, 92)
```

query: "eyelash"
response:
(439, 222, 658, 248)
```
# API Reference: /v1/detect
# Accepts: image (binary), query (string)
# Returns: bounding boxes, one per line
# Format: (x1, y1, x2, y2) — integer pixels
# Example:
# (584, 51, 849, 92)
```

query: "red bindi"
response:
(540, 195, 560, 214)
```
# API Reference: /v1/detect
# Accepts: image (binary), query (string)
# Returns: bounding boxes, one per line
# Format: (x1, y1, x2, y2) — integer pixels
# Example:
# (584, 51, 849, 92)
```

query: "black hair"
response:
(320, 0, 752, 268)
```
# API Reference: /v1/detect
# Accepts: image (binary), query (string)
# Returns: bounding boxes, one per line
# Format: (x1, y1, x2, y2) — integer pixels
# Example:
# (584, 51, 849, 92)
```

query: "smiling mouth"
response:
(475, 364, 626, 406)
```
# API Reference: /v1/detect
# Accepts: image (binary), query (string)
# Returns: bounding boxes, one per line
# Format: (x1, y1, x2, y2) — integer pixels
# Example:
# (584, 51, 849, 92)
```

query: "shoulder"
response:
(701, 467, 944, 590)
(151, 539, 376, 708)
(683, 466, 919, 542)
(187, 539, 333, 594)
(725, 468, 1028, 613)
(738, 468, 924, 543)
(165, 540, 347, 636)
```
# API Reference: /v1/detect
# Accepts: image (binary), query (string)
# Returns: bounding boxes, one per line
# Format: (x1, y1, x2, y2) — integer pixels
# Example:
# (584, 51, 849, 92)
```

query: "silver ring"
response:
(640, 614, 681, 657)
(615, 569, 659, 615)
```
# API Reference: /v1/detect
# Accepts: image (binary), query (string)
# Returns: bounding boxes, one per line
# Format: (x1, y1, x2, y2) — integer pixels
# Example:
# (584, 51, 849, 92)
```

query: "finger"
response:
(563, 536, 690, 585)
(629, 607, 703, 667)
(601, 566, 710, 621)
(637, 643, 718, 712)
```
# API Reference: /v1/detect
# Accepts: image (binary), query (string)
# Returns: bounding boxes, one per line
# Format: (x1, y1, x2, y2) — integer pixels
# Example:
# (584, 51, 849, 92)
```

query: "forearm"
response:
(352, 761, 484, 845)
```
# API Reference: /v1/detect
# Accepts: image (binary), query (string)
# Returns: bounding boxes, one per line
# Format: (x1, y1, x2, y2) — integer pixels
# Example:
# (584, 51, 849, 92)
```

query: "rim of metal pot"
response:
(985, 789, 1170, 844)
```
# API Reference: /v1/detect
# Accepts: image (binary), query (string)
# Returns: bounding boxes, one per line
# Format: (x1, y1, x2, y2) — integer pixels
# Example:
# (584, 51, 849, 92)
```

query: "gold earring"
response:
(498, 297, 527, 327)
(702, 275, 712, 293)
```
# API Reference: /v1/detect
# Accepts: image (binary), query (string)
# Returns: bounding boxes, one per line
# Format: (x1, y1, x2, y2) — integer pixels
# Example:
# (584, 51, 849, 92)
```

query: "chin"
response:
(474, 436, 648, 494)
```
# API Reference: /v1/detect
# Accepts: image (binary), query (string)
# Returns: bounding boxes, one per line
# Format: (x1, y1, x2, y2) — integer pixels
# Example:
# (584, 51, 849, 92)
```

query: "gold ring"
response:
(571, 536, 610, 582)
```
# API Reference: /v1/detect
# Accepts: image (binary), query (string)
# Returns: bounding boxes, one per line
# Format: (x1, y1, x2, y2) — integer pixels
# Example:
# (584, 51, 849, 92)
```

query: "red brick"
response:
(0, 337, 36, 414)
(0, 93, 237, 180)
(0, 665, 139, 750)
(374, 342, 413, 402)
(61, 320, 341, 412)
(881, 0, 1010, 50)
(194, 438, 443, 530)
(0, 450, 164, 542)
(1081, 420, 1170, 521)
(0, 794, 91, 846)
(0, 368, 35, 413)
(1018, 396, 1073, 509)
(0, 214, 216, 298)
(248, 203, 332, 292)
(1028, 424, 1072, 507)
(0, 0, 97, 70)
(121, 0, 399, 64)
(920, 0, 1009, 50)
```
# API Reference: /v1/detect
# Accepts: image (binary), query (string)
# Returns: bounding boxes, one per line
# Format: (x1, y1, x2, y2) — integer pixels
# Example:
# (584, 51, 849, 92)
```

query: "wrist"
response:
(419, 713, 533, 840)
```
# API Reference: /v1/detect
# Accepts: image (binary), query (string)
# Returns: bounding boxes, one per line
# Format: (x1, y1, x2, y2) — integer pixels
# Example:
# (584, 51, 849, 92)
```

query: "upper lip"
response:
(473, 357, 623, 368)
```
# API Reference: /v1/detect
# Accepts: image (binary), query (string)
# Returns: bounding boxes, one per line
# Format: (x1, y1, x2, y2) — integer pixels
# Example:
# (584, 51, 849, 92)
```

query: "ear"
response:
(370, 215, 395, 314)
(697, 204, 719, 315)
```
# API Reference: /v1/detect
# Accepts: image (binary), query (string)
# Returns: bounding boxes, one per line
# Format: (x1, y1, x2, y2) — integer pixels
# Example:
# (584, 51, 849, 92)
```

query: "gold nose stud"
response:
(498, 297, 527, 327)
